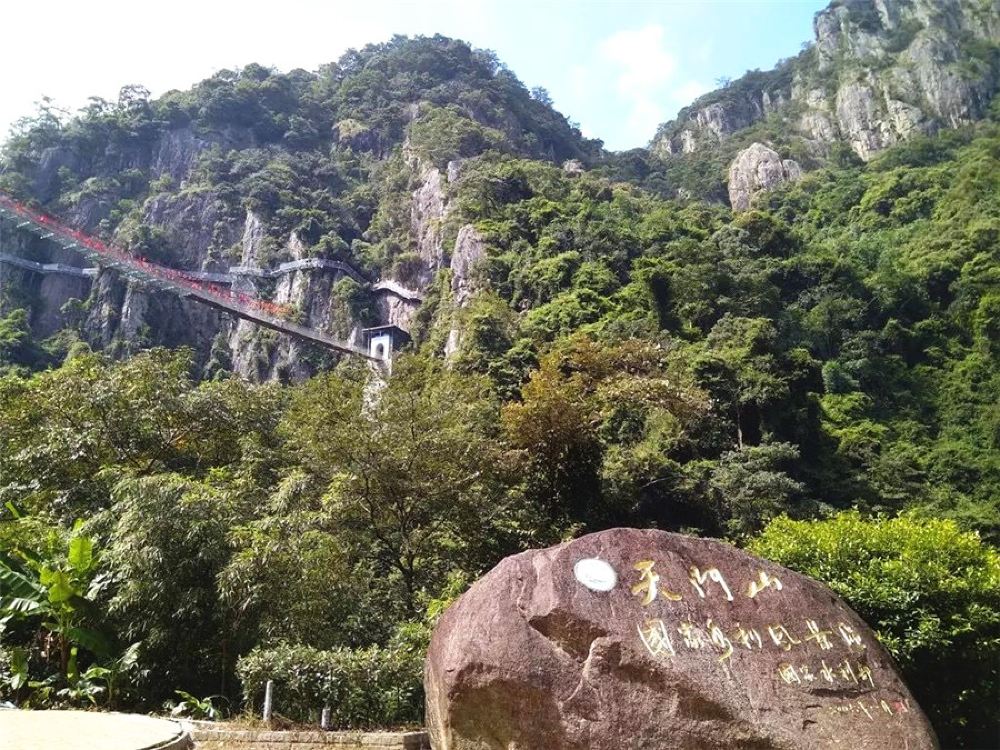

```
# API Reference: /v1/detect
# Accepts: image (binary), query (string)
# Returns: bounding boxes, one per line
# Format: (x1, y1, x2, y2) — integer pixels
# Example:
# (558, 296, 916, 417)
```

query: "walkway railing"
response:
(0, 193, 380, 362)
(0, 252, 97, 278)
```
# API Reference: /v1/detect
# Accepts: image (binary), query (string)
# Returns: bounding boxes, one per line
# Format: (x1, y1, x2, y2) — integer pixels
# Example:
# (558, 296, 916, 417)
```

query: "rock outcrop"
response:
(1, 36, 610, 379)
(652, 0, 1000, 163)
(411, 165, 448, 287)
(143, 190, 233, 270)
(728, 143, 803, 211)
(444, 224, 486, 357)
(426, 527, 938, 750)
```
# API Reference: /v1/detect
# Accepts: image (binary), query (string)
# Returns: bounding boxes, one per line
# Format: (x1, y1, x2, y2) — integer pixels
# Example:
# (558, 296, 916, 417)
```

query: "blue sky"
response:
(0, 0, 827, 151)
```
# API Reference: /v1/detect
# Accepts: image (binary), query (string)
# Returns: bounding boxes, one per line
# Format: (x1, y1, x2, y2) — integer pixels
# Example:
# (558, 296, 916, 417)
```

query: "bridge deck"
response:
(0, 194, 381, 363)
(0, 252, 97, 278)
(0, 207, 423, 303)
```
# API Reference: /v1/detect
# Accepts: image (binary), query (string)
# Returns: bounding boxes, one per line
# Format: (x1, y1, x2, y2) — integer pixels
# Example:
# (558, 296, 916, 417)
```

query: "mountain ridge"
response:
(644, 0, 1000, 204)
(0, 35, 600, 378)
(1, 3, 999, 381)
(0, 10, 998, 746)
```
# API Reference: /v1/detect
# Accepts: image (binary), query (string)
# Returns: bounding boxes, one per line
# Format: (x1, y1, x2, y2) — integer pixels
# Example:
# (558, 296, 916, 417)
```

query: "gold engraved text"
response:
(746, 570, 783, 599)
(631, 560, 682, 605)
(767, 624, 801, 651)
(637, 618, 676, 658)
(689, 566, 734, 601)
(804, 619, 834, 650)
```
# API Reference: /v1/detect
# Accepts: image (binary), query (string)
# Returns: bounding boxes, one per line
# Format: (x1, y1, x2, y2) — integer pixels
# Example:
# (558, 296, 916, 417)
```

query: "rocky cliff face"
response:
(2, 36, 604, 379)
(652, 0, 1000, 165)
(410, 163, 449, 287)
(1, 125, 442, 380)
(21, 12, 992, 372)
(444, 223, 486, 357)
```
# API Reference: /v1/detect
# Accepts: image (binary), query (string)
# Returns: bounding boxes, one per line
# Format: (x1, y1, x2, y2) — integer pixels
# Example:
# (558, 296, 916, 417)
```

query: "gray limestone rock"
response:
(238, 210, 268, 268)
(152, 127, 210, 183)
(447, 159, 465, 183)
(143, 190, 231, 270)
(728, 143, 803, 212)
(410, 166, 449, 286)
(444, 224, 486, 358)
(650, 0, 1000, 164)
(834, 80, 896, 161)
(449, 224, 485, 309)
(376, 293, 421, 334)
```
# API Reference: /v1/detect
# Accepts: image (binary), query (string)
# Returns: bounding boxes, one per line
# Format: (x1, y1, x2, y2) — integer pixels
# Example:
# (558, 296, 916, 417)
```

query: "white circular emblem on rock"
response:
(573, 558, 617, 592)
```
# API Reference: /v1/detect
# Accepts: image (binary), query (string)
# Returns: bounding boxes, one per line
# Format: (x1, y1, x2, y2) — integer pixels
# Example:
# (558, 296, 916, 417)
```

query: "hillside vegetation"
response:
(0, 33, 997, 748)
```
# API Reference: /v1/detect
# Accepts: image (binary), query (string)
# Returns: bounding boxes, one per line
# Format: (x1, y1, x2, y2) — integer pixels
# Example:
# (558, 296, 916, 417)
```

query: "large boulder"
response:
(425, 528, 938, 750)
(727, 143, 802, 212)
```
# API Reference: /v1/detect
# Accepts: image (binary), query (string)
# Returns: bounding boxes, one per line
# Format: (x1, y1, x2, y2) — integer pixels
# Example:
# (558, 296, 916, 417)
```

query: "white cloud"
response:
(671, 80, 711, 107)
(597, 25, 679, 145)
(599, 25, 676, 97)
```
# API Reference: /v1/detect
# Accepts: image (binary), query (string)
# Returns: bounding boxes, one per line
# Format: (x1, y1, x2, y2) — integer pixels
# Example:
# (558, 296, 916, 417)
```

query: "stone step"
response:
(187, 724, 429, 750)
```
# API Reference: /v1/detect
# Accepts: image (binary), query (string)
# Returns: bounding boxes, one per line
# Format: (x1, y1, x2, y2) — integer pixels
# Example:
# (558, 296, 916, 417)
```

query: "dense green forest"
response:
(0, 35, 997, 748)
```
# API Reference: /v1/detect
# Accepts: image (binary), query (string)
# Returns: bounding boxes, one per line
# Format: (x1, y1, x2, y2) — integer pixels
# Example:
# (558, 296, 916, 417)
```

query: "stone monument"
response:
(425, 528, 938, 749)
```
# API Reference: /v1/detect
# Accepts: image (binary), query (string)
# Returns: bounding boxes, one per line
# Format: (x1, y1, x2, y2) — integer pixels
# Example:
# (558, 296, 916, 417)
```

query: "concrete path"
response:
(0, 710, 191, 750)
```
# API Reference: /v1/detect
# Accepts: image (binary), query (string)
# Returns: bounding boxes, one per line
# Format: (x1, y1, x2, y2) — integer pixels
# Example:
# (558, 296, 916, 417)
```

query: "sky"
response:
(0, 0, 827, 152)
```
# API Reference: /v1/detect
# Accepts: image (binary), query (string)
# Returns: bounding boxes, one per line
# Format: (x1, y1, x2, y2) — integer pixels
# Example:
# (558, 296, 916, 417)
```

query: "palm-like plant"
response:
(0, 521, 111, 680)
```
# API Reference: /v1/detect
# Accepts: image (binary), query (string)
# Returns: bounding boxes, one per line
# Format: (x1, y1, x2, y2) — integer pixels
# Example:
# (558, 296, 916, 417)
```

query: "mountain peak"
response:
(650, 0, 1000, 166)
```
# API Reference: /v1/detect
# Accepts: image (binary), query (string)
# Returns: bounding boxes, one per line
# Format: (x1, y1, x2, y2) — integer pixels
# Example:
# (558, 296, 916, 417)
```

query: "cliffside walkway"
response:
(372, 278, 424, 302)
(0, 252, 97, 279)
(0, 249, 423, 302)
(0, 193, 381, 362)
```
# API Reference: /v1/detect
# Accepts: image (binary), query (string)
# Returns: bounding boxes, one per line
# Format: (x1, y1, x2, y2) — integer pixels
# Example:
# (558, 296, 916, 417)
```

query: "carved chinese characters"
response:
(426, 528, 939, 750)
(627, 557, 891, 713)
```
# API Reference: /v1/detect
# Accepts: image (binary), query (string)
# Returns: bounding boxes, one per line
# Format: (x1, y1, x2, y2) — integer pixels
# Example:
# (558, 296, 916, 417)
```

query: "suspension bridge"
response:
(0, 192, 419, 363)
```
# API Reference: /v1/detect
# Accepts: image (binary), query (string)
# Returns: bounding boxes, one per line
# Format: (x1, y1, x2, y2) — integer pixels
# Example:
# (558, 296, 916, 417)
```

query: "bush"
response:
(749, 511, 1000, 749)
(409, 106, 506, 169)
(236, 643, 424, 728)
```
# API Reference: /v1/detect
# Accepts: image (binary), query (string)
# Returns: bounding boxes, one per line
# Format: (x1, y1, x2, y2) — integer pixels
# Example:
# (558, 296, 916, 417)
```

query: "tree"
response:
(0, 520, 111, 684)
(0, 349, 282, 519)
(502, 351, 602, 531)
(708, 442, 804, 538)
(695, 316, 791, 448)
(530, 87, 554, 107)
(503, 338, 708, 531)
(0, 309, 47, 375)
(283, 356, 513, 616)
(117, 84, 151, 113)
(95, 473, 246, 698)
(408, 106, 506, 168)
(220, 471, 376, 649)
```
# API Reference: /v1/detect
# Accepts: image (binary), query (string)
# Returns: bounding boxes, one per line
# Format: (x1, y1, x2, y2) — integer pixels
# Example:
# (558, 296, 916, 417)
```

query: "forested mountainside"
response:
(0, 2, 998, 746)
(0, 36, 600, 379)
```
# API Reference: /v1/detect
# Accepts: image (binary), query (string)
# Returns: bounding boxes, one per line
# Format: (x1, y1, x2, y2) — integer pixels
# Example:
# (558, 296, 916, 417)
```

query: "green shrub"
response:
(236, 642, 423, 728)
(749, 511, 1000, 749)
(409, 106, 506, 169)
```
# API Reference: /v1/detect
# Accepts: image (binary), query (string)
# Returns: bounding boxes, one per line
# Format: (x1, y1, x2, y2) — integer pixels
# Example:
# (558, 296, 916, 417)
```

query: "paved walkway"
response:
(0, 710, 190, 750)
